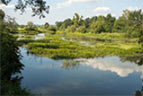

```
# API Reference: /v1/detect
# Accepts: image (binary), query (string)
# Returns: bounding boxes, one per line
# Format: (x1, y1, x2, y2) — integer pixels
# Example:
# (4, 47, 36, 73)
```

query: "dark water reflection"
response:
(20, 47, 143, 96)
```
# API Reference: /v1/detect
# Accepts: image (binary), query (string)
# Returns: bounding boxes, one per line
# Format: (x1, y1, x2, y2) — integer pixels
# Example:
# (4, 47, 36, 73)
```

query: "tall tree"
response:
(104, 14, 116, 32)
(0, 9, 24, 81)
(89, 16, 105, 33)
(60, 18, 73, 30)
(112, 16, 126, 32)
(44, 22, 49, 28)
(123, 9, 143, 46)
(72, 13, 83, 27)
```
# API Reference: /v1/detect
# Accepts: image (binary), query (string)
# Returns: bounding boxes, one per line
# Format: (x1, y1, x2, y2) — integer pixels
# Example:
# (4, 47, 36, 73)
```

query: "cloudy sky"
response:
(0, 0, 143, 25)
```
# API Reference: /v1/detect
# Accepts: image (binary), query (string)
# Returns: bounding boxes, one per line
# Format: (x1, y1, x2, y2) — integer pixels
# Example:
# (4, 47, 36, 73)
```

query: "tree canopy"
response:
(1, 0, 49, 18)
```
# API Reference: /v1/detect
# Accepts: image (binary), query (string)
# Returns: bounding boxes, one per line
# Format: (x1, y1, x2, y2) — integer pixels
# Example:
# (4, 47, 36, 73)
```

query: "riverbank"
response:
(18, 32, 143, 59)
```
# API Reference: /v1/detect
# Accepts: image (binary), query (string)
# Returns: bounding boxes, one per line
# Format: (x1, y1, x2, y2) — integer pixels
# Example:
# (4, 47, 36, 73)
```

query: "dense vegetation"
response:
(55, 10, 143, 46)
(0, 9, 31, 95)
(17, 9, 143, 59)
(18, 33, 142, 59)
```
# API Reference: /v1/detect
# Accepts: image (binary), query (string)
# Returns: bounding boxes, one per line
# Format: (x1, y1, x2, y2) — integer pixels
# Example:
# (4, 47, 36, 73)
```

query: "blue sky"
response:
(0, 0, 143, 25)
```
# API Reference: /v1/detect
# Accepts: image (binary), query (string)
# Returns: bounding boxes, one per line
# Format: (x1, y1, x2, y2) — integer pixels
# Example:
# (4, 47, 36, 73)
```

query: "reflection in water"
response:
(135, 72, 143, 96)
(62, 60, 80, 70)
(74, 57, 143, 77)
(120, 55, 143, 66)
(62, 57, 143, 96)
(20, 47, 143, 95)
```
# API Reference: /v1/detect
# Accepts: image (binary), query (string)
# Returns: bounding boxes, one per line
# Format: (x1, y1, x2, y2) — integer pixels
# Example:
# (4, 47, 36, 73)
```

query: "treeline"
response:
(55, 10, 143, 43)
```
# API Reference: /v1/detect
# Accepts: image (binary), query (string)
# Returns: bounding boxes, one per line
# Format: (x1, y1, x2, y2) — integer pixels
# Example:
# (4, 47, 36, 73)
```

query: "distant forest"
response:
(55, 10, 143, 39)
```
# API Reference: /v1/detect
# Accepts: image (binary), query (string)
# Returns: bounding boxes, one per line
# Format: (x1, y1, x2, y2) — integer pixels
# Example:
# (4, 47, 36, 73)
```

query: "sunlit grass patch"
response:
(18, 32, 142, 59)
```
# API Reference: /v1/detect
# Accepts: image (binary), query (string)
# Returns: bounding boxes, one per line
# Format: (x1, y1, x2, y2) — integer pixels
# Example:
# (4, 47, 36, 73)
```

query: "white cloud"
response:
(0, 4, 14, 9)
(93, 7, 112, 16)
(57, 0, 103, 8)
(127, 6, 139, 11)
(93, 7, 110, 12)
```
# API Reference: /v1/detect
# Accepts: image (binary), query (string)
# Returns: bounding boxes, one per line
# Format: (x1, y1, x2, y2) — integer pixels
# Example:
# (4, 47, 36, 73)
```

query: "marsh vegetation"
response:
(1, 3, 143, 96)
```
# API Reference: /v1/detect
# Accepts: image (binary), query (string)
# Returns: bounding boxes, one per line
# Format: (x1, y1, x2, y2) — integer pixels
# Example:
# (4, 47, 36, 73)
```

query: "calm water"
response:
(20, 47, 143, 96)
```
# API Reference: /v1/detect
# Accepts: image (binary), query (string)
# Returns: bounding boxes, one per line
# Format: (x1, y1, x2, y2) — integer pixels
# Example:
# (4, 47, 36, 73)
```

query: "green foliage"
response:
(83, 18, 91, 28)
(59, 19, 73, 30)
(26, 21, 36, 31)
(48, 25, 57, 34)
(112, 17, 126, 32)
(0, 9, 5, 20)
(1, 79, 32, 96)
(122, 10, 143, 46)
(0, 10, 24, 80)
(44, 22, 49, 28)
(55, 10, 143, 47)
(20, 34, 142, 59)
(23, 21, 39, 35)
(56, 21, 63, 28)
(0, 9, 31, 96)
(76, 26, 86, 33)
(66, 25, 77, 32)
(90, 21, 105, 33)
(5, 16, 18, 33)
(72, 13, 83, 27)
(1, 30, 24, 80)
(104, 14, 115, 32)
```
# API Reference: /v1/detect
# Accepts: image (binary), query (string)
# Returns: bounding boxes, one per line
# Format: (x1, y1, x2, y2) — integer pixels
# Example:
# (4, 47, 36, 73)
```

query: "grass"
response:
(17, 32, 143, 59)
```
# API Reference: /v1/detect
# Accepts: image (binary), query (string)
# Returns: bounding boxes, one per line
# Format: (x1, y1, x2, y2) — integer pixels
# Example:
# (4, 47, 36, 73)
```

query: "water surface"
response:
(20, 47, 143, 96)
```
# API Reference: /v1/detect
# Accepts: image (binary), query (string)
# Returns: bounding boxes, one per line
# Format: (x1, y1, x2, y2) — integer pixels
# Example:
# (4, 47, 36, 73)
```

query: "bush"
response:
(76, 26, 86, 33)
(66, 25, 76, 32)
(48, 26, 57, 34)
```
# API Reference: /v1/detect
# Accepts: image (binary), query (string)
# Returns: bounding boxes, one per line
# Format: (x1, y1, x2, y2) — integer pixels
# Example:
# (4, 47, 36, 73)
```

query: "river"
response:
(20, 47, 143, 96)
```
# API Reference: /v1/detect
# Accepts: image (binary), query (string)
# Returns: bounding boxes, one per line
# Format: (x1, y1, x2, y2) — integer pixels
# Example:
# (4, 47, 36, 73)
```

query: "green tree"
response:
(72, 13, 83, 27)
(90, 16, 97, 23)
(44, 22, 49, 28)
(123, 9, 143, 46)
(25, 21, 37, 32)
(90, 16, 105, 33)
(48, 25, 57, 34)
(60, 19, 73, 30)
(76, 26, 86, 33)
(83, 18, 91, 28)
(112, 16, 126, 32)
(0, 9, 31, 96)
(104, 14, 115, 32)
(56, 21, 63, 28)
(0, 9, 24, 82)
(66, 25, 77, 32)
(5, 16, 18, 33)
